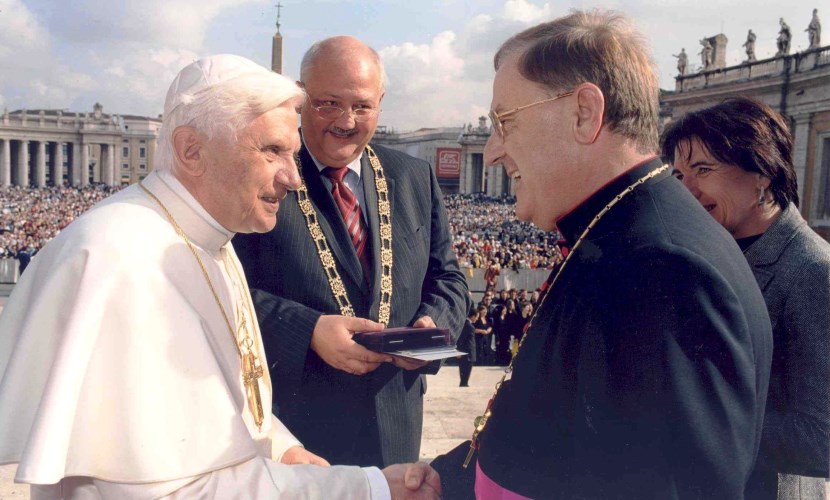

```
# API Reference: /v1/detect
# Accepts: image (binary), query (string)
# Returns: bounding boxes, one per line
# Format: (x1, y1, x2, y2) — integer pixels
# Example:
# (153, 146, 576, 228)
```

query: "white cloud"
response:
(0, 0, 48, 52)
(41, 0, 267, 49)
(380, 30, 481, 129)
(0, 0, 54, 108)
(111, 48, 200, 110)
(377, 2, 559, 129)
(2, 0, 821, 128)
(503, 0, 551, 23)
(0, 0, 256, 115)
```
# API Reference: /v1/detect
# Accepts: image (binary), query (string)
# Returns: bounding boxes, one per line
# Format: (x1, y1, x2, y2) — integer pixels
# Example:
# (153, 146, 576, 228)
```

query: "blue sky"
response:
(0, 0, 822, 130)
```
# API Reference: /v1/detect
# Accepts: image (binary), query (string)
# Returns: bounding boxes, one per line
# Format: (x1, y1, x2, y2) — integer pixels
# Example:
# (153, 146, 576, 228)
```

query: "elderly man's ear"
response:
(573, 83, 605, 145)
(172, 126, 207, 177)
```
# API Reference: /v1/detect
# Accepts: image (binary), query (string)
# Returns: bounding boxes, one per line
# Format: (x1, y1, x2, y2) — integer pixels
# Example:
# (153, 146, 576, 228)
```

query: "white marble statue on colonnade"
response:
(807, 9, 821, 49)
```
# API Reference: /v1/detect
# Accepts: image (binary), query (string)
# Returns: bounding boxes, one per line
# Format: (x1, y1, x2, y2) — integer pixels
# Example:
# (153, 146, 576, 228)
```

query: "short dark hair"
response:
(660, 97, 798, 209)
(495, 9, 659, 154)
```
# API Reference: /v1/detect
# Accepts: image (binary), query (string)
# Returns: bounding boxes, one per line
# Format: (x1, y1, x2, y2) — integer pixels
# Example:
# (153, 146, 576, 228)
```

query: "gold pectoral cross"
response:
(238, 311, 265, 429)
(243, 350, 265, 429)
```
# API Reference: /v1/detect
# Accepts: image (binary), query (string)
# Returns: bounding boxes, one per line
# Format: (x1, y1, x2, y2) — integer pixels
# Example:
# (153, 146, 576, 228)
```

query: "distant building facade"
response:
(373, 125, 466, 194)
(663, 39, 830, 238)
(120, 115, 162, 185)
(458, 116, 511, 197)
(373, 116, 514, 196)
(0, 104, 160, 187)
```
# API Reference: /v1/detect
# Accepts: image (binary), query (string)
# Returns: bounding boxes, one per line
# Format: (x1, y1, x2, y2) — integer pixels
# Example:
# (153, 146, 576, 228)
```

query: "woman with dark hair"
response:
(661, 97, 830, 500)
(490, 304, 511, 366)
(473, 305, 493, 366)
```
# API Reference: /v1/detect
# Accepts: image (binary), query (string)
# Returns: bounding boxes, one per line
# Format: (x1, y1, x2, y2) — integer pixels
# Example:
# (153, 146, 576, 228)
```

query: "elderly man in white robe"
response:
(0, 54, 441, 499)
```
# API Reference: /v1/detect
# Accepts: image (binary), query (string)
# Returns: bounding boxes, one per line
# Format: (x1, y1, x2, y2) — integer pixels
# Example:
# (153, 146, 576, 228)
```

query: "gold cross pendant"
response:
(243, 350, 265, 429)
(237, 309, 264, 429)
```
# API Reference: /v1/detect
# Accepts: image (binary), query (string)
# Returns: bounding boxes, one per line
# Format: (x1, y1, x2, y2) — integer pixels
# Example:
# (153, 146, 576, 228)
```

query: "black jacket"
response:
(477, 159, 773, 499)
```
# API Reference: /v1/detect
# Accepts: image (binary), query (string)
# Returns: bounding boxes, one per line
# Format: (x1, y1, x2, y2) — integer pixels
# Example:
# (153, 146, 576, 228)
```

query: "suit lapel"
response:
(299, 145, 364, 288)
(363, 148, 396, 321)
(744, 203, 801, 292)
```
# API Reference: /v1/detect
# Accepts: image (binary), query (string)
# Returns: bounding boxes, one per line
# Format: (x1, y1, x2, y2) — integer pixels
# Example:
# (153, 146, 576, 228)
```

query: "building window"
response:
(140, 164, 146, 171)
(140, 139, 146, 144)
(122, 163, 129, 170)
(122, 147, 128, 158)
(139, 147, 146, 158)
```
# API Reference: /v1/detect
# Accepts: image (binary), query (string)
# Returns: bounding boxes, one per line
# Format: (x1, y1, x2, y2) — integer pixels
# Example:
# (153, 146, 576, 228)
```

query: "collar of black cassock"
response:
(555, 156, 666, 245)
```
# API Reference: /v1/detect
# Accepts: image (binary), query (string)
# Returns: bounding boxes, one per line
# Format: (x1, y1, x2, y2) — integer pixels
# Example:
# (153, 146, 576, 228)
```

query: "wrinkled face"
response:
(300, 55, 384, 167)
(201, 104, 301, 234)
(483, 54, 575, 232)
(672, 137, 766, 238)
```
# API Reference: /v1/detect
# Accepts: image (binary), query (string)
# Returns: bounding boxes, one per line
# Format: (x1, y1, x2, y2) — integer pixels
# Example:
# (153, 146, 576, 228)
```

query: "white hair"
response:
(155, 72, 304, 171)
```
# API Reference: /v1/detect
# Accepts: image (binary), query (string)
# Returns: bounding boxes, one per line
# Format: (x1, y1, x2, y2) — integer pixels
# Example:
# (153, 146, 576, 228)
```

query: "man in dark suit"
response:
(234, 36, 469, 468)
(434, 10, 773, 498)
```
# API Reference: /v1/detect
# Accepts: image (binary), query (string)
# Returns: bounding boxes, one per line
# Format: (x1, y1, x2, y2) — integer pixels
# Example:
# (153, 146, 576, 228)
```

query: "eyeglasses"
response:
(309, 103, 380, 123)
(488, 90, 574, 138)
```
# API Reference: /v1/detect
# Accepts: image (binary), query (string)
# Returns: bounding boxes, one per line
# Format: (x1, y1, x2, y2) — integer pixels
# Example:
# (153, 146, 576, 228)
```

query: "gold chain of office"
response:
(138, 182, 266, 430)
(463, 164, 669, 467)
(295, 145, 394, 326)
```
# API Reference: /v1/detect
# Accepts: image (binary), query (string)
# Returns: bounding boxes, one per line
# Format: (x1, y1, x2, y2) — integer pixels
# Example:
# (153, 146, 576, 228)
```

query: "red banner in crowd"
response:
(436, 148, 461, 179)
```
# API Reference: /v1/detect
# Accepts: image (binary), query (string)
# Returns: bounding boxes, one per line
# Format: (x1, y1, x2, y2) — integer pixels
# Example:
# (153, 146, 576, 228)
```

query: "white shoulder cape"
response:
(0, 172, 283, 484)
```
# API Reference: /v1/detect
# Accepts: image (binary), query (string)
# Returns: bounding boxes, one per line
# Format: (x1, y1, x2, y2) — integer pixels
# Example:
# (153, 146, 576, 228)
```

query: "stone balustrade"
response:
(676, 46, 830, 92)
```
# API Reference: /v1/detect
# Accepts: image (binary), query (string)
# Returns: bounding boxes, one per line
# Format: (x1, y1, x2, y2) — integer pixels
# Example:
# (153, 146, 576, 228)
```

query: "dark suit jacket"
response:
(476, 159, 773, 499)
(234, 142, 469, 467)
(456, 318, 477, 363)
(744, 203, 830, 500)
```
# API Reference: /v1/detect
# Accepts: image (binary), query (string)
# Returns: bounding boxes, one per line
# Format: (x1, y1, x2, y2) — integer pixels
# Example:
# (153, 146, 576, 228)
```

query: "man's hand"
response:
(382, 462, 442, 499)
(279, 445, 330, 466)
(412, 316, 436, 329)
(389, 316, 435, 371)
(309, 315, 391, 375)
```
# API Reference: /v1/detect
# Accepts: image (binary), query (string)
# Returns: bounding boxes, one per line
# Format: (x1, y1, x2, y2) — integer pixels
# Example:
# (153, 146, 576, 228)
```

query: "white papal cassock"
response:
(0, 170, 389, 499)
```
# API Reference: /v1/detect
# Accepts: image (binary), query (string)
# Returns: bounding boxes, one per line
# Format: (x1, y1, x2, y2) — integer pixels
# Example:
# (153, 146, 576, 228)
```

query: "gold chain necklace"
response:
(295, 145, 394, 325)
(463, 164, 669, 467)
(139, 182, 266, 430)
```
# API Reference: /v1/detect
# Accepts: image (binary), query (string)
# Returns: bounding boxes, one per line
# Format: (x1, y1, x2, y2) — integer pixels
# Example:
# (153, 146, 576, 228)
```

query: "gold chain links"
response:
(138, 182, 265, 429)
(295, 145, 394, 325)
(463, 164, 669, 467)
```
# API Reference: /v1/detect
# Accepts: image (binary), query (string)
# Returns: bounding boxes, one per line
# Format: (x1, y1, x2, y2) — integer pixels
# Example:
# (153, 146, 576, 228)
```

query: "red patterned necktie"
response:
(323, 167, 372, 281)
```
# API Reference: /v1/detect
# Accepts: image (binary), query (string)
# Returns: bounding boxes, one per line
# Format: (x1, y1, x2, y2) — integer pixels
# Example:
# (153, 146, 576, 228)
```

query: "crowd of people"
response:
(0, 184, 122, 261)
(445, 193, 564, 270)
(1, 187, 564, 273)
(470, 287, 540, 366)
